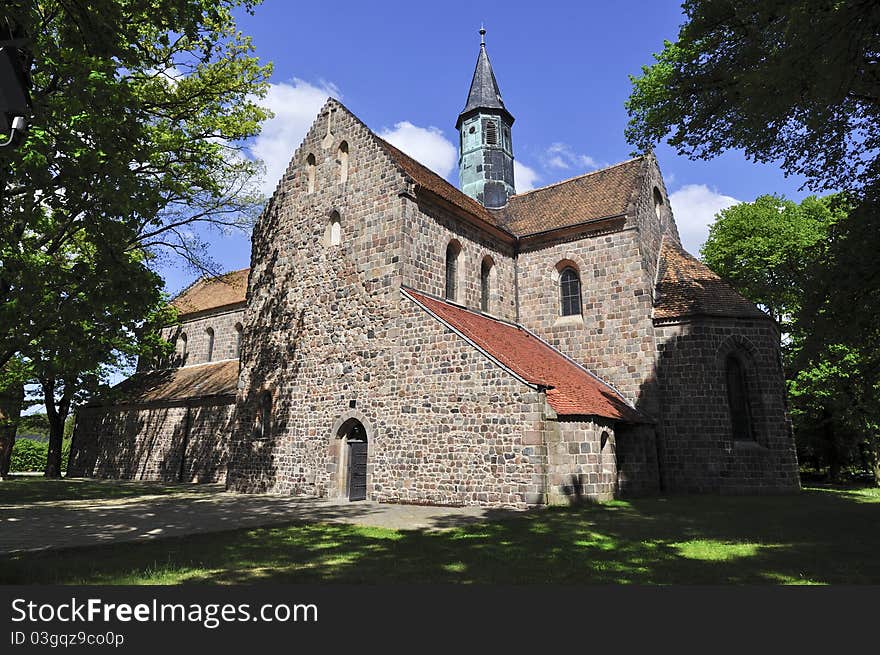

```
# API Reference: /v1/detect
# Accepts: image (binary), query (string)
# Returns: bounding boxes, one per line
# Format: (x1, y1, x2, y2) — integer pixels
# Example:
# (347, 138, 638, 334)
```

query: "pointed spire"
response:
(456, 27, 514, 129)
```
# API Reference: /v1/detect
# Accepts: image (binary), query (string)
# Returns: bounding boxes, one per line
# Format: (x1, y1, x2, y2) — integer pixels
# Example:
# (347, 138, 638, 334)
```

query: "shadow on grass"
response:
(1, 487, 877, 585)
(0, 477, 219, 505)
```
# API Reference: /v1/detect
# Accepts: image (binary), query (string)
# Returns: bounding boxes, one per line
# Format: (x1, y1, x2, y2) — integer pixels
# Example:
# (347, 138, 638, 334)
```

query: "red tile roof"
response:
(404, 288, 643, 422)
(171, 268, 249, 317)
(91, 360, 239, 406)
(375, 126, 647, 239)
(500, 157, 646, 236)
(654, 240, 770, 321)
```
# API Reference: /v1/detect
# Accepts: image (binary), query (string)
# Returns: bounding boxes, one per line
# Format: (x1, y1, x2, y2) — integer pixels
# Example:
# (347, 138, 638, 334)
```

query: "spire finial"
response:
(479, 25, 486, 47)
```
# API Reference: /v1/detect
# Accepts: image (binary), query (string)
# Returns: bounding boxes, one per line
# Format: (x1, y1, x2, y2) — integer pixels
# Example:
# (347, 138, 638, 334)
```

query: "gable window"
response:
(338, 141, 349, 184)
(480, 255, 494, 313)
(445, 241, 461, 301)
(559, 267, 582, 316)
(205, 327, 215, 362)
(725, 355, 754, 441)
(326, 210, 342, 247)
(306, 153, 316, 193)
(653, 187, 664, 221)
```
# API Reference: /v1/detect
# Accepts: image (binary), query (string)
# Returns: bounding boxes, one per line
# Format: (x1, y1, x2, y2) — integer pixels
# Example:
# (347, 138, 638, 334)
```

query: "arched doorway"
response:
(340, 418, 368, 501)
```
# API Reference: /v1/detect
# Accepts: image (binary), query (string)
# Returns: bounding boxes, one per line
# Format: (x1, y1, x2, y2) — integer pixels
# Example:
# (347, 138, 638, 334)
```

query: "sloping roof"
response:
(456, 43, 513, 127)
(92, 360, 239, 406)
(374, 136, 507, 231)
(404, 288, 643, 422)
(653, 240, 770, 322)
(500, 157, 645, 236)
(171, 268, 249, 317)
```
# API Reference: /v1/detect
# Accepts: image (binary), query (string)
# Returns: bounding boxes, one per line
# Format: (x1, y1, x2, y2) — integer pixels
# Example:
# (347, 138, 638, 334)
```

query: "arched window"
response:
(178, 332, 188, 363)
(338, 141, 349, 184)
(306, 153, 316, 193)
(559, 267, 582, 316)
(253, 391, 272, 440)
(725, 355, 754, 441)
(445, 241, 461, 301)
(653, 187, 664, 221)
(234, 322, 243, 359)
(326, 210, 342, 247)
(480, 255, 494, 313)
(205, 327, 215, 362)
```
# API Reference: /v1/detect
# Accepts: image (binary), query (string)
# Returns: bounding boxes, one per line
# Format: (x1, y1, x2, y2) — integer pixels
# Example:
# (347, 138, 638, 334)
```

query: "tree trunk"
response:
(822, 409, 841, 483)
(0, 383, 24, 478)
(42, 377, 71, 479)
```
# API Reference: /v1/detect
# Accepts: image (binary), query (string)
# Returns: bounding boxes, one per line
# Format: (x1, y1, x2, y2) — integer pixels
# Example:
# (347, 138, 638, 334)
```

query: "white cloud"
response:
(377, 121, 457, 179)
(541, 142, 599, 171)
(669, 184, 740, 255)
(250, 79, 340, 195)
(514, 160, 540, 193)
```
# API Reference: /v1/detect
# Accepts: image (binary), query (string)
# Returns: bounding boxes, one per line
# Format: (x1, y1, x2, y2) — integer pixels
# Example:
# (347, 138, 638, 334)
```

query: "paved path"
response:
(0, 483, 509, 554)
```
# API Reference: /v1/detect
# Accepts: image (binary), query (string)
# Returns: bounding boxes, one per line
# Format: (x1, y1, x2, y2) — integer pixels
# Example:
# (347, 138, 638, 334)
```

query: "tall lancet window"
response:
(178, 332, 188, 364)
(306, 153, 316, 193)
(234, 323, 243, 359)
(559, 267, 582, 316)
(338, 141, 349, 183)
(725, 355, 754, 441)
(445, 241, 461, 301)
(205, 327, 215, 362)
(480, 256, 494, 313)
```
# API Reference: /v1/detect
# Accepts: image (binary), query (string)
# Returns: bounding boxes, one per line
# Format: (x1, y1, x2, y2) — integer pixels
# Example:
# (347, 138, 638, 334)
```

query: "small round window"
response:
(468, 126, 475, 134)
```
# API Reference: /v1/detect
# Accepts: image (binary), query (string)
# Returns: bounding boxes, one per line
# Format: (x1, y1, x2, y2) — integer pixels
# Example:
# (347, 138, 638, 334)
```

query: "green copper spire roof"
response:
(456, 29, 514, 129)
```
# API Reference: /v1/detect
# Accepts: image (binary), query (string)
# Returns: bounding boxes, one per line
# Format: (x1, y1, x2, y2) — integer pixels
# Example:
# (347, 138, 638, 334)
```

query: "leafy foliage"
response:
(702, 195, 879, 483)
(10, 436, 70, 473)
(0, 1, 272, 475)
(626, 0, 880, 195)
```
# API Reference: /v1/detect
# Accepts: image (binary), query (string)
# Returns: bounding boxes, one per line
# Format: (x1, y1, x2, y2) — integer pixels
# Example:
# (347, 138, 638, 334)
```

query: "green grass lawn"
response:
(1, 482, 878, 584)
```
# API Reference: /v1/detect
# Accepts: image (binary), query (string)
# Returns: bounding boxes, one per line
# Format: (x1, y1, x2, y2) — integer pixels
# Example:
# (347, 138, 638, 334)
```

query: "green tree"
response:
(625, 0, 880, 196)
(701, 195, 843, 327)
(701, 195, 879, 484)
(0, 1, 272, 476)
(1, 0, 271, 367)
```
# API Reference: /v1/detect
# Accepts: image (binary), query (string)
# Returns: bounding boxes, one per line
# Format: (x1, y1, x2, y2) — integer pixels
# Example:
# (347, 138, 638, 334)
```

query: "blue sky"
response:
(157, 0, 814, 296)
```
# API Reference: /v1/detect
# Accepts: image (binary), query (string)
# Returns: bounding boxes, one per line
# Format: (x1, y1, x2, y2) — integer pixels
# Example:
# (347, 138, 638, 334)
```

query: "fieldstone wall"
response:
(401, 198, 517, 320)
(226, 99, 408, 496)
(70, 398, 233, 483)
(373, 295, 546, 508)
(543, 414, 619, 503)
(626, 154, 681, 286)
(517, 227, 658, 405)
(652, 317, 799, 493)
(159, 306, 245, 369)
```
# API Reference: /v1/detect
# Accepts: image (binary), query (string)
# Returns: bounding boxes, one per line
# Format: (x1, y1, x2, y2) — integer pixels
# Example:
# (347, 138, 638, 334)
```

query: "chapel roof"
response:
(498, 157, 646, 236)
(171, 268, 249, 318)
(374, 130, 647, 238)
(653, 240, 771, 322)
(88, 360, 239, 406)
(404, 288, 644, 422)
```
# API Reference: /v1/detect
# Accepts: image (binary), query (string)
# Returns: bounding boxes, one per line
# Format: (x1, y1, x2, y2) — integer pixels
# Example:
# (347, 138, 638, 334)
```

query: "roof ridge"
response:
(507, 155, 647, 201)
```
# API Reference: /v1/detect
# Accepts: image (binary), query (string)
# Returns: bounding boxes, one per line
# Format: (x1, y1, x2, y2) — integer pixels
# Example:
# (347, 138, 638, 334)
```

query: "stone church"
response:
(70, 33, 800, 506)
